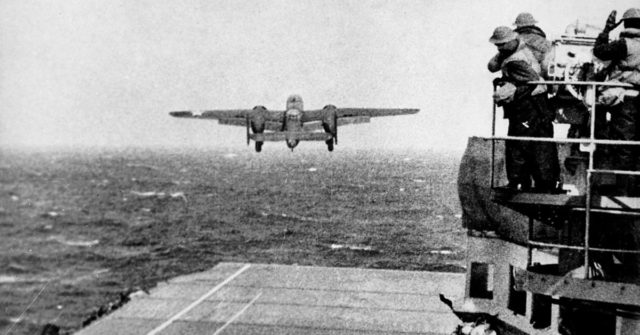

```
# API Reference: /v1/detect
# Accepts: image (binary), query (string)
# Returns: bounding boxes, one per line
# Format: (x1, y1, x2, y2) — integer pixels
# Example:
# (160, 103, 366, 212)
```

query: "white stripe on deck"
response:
(212, 291, 262, 335)
(146, 264, 251, 335)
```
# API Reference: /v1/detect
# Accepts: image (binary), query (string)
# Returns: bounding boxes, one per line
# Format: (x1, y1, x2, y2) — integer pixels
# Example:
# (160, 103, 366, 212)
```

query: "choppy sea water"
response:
(0, 147, 465, 334)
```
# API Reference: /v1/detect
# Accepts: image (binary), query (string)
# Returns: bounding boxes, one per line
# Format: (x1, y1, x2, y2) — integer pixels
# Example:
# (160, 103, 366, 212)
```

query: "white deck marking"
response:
(212, 291, 263, 335)
(146, 264, 251, 335)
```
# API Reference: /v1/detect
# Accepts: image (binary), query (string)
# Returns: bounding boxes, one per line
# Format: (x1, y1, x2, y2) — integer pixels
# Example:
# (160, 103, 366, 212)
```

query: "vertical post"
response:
(584, 84, 597, 279)
(584, 172, 592, 279)
(491, 86, 497, 189)
(527, 217, 534, 268)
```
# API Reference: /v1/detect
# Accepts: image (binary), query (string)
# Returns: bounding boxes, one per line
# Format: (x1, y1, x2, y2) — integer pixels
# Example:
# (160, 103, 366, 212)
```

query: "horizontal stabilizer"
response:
(265, 121, 284, 131)
(338, 116, 371, 125)
(250, 132, 333, 142)
(301, 117, 371, 130)
(302, 121, 324, 131)
(171, 114, 283, 130)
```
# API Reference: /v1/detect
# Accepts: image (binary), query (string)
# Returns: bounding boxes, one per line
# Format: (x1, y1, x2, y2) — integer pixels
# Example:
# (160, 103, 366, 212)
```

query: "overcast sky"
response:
(1, 0, 638, 152)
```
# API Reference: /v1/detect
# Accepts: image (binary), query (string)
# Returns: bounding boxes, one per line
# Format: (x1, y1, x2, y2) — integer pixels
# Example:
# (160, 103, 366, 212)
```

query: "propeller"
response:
(333, 112, 338, 145)
(246, 113, 250, 145)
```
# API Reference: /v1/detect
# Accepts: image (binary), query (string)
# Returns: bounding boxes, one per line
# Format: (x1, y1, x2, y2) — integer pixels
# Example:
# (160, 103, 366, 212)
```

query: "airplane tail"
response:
(250, 132, 333, 142)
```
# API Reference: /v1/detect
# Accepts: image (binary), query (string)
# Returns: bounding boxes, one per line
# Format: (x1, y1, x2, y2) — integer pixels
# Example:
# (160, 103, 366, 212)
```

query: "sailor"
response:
(593, 8, 640, 195)
(489, 26, 560, 192)
(488, 13, 552, 77)
(591, 9, 640, 291)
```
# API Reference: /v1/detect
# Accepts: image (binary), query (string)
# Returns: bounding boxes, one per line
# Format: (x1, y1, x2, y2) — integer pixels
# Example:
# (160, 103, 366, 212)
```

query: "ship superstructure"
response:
(456, 24, 640, 335)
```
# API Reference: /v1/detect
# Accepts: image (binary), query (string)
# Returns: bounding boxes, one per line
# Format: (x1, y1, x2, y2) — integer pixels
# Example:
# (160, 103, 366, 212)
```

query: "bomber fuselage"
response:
(283, 94, 305, 149)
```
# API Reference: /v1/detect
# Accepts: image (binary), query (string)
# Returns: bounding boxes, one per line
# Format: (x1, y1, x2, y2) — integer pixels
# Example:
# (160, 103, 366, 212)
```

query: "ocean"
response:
(0, 147, 464, 334)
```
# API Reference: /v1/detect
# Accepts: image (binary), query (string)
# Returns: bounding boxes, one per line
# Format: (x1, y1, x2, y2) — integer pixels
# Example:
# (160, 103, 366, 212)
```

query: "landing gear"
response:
(255, 142, 263, 152)
(326, 139, 334, 152)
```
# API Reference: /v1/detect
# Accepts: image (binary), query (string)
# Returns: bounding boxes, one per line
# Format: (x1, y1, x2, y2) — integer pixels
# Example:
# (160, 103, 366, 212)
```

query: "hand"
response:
(493, 82, 516, 105)
(604, 10, 619, 32)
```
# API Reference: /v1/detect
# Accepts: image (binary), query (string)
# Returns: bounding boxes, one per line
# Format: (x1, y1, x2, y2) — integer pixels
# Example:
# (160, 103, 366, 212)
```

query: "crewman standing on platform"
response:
(593, 8, 640, 196)
(489, 26, 560, 192)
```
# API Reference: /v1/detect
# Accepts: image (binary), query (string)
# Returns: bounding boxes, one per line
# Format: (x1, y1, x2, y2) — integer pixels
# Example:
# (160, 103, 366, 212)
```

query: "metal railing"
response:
(485, 80, 640, 279)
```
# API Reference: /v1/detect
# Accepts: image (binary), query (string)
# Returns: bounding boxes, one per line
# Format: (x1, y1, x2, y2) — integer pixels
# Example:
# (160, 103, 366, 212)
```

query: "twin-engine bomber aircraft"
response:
(169, 95, 419, 152)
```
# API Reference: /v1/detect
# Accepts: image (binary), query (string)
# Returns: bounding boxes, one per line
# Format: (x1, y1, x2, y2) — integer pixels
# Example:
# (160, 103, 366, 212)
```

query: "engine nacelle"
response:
(321, 105, 338, 147)
(322, 104, 337, 133)
(250, 105, 267, 133)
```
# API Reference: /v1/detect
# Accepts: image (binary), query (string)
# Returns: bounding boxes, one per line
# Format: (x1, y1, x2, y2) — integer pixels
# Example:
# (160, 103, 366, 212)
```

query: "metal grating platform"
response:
(491, 188, 640, 225)
(514, 266, 640, 307)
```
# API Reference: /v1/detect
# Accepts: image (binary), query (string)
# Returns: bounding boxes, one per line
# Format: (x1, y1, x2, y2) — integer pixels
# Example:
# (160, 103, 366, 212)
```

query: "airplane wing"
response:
(337, 116, 371, 125)
(337, 108, 419, 118)
(170, 110, 251, 119)
(302, 108, 418, 123)
(302, 117, 373, 130)
(169, 110, 285, 131)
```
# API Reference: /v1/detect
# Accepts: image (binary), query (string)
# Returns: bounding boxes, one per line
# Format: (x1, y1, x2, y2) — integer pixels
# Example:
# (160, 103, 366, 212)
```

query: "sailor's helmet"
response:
(622, 8, 640, 21)
(489, 26, 517, 44)
(513, 12, 537, 27)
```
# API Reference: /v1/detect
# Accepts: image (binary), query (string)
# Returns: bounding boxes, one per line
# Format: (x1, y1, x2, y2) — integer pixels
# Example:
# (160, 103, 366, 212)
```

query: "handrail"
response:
(571, 207, 640, 216)
(528, 240, 640, 254)
(480, 136, 640, 146)
(490, 79, 640, 279)
(588, 169, 640, 176)
(528, 80, 635, 88)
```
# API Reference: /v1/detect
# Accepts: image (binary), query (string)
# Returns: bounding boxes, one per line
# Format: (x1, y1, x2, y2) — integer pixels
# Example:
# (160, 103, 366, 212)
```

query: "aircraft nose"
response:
(286, 139, 299, 148)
